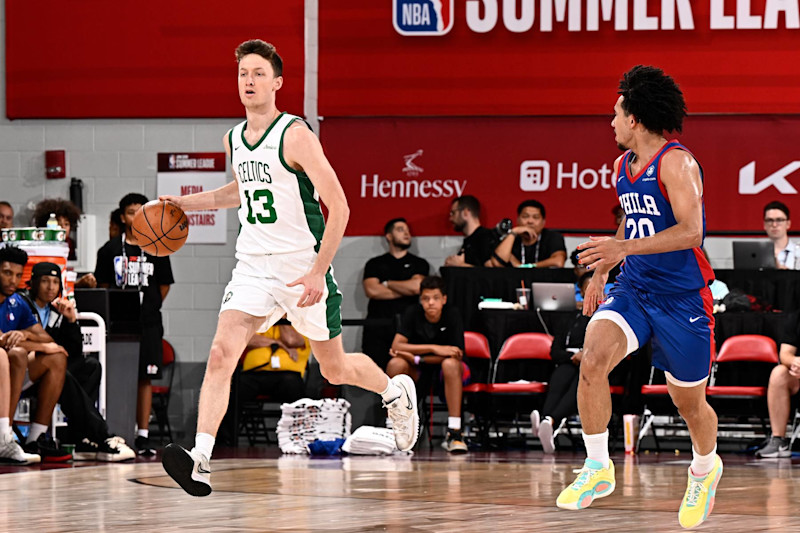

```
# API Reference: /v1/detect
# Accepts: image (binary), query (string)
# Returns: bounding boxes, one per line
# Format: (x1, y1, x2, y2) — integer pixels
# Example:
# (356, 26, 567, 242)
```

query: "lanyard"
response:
(120, 233, 144, 292)
(520, 238, 540, 265)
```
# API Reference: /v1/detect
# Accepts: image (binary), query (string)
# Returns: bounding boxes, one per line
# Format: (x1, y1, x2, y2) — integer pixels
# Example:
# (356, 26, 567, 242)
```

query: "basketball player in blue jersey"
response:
(556, 66, 721, 529)
(159, 40, 419, 497)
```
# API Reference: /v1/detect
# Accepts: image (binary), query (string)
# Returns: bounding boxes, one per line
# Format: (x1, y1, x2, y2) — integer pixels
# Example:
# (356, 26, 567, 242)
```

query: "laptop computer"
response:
(732, 241, 776, 270)
(531, 282, 577, 311)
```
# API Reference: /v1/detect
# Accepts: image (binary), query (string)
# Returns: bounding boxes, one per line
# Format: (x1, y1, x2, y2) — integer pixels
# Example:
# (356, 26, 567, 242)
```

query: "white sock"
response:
(583, 430, 610, 469)
(194, 432, 215, 461)
(380, 376, 402, 403)
(27, 422, 48, 443)
(448, 417, 461, 431)
(690, 446, 717, 477)
(0, 417, 9, 436)
(137, 428, 149, 439)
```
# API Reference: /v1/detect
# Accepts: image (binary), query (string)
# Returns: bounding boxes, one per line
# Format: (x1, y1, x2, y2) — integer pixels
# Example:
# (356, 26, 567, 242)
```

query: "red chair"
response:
(151, 339, 176, 443)
(487, 333, 553, 439)
(463, 331, 492, 394)
(462, 331, 492, 444)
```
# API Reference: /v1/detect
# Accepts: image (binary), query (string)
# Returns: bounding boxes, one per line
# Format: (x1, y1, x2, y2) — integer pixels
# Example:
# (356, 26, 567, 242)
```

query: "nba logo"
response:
(393, 0, 453, 36)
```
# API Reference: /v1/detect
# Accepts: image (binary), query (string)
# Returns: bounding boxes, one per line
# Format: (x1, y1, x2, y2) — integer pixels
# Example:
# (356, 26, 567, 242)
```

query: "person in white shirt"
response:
(763, 201, 797, 270)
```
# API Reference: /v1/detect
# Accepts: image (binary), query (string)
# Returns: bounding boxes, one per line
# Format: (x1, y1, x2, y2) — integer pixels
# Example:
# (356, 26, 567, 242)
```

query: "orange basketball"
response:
(131, 200, 189, 256)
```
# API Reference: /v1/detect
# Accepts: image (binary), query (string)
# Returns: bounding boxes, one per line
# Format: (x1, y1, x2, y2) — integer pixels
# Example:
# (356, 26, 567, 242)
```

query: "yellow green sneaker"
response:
(678, 455, 723, 529)
(556, 458, 615, 510)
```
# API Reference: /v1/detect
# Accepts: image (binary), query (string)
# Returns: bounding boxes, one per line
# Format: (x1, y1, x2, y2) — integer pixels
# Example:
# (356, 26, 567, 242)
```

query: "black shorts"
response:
(139, 322, 164, 380)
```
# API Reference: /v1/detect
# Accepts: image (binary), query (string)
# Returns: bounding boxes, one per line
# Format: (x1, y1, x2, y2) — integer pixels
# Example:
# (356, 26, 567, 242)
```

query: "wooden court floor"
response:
(1, 450, 798, 532)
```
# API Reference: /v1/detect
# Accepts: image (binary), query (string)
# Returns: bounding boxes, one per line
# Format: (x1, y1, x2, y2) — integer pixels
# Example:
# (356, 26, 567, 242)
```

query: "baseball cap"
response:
(32, 262, 61, 278)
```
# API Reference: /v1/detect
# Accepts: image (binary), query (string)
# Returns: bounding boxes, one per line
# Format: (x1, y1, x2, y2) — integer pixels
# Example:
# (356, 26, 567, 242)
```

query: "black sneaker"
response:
(73, 438, 99, 461)
(135, 435, 157, 456)
(441, 429, 468, 454)
(162, 444, 212, 497)
(23, 434, 72, 463)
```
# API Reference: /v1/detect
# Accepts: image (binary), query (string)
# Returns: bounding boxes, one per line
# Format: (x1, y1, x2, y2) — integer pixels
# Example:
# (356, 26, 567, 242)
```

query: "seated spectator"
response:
(0, 246, 71, 462)
(32, 198, 82, 260)
(756, 312, 800, 458)
(25, 262, 134, 461)
(219, 324, 310, 446)
(490, 200, 566, 268)
(388, 276, 468, 454)
(530, 272, 594, 453)
(0, 201, 14, 229)
(569, 249, 591, 308)
(444, 195, 497, 267)
(763, 201, 797, 270)
(362, 217, 429, 370)
(0, 308, 39, 464)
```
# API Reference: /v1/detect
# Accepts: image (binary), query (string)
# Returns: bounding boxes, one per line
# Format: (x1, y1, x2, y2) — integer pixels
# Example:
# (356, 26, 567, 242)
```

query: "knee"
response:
(441, 357, 462, 377)
(385, 357, 407, 377)
(7, 347, 28, 370)
(769, 364, 792, 388)
(674, 396, 706, 420)
(579, 348, 611, 380)
(46, 352, 68, 376)
(207, 343, 239, 375)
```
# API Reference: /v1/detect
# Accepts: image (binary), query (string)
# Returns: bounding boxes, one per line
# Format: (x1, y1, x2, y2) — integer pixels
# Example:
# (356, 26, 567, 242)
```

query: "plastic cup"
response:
(515, 288, 531, 309)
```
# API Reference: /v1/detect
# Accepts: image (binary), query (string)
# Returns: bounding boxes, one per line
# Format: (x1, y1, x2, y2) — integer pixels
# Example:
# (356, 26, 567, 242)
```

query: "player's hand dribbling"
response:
(288, 272, 325, 308)
(158, 195, 184, 209)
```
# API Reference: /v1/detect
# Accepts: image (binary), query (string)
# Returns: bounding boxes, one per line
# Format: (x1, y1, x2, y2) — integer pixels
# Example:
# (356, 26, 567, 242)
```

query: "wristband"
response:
(532, 263, 537, 268)
(382, 280, 388, 287)
(414, 355, 421, 366)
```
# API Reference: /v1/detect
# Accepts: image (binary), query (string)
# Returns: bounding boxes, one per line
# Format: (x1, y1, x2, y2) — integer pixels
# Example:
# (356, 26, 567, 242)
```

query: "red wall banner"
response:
(319, 0, 800, 116)
(321, 116, 800, 236)
(5, 1, 304, 119)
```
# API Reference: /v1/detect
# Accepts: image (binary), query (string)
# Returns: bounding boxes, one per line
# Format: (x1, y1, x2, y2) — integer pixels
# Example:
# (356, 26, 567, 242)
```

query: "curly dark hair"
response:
(618, 65, 687, 135)
(32, 198, 81, 230)
(0, 245, 28, 267)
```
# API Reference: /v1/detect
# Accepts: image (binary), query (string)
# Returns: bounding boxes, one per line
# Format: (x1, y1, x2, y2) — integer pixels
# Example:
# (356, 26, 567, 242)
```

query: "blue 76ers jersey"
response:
(615, 141, 714, 294)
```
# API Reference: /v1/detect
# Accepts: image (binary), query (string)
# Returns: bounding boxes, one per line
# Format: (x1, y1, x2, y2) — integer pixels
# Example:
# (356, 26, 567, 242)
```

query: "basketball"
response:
(130, 200, 189, 256)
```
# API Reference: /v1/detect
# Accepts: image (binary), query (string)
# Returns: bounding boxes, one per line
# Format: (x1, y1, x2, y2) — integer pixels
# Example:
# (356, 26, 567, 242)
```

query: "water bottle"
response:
(46, 213, 60, 229)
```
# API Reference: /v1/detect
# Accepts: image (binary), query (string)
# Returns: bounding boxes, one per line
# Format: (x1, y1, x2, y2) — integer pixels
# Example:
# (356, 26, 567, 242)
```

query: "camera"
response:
(494, 218, 513, 240)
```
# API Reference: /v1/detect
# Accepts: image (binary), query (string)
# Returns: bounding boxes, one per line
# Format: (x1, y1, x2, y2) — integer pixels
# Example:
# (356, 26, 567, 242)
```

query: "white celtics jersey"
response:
(229, 112, 324, 255)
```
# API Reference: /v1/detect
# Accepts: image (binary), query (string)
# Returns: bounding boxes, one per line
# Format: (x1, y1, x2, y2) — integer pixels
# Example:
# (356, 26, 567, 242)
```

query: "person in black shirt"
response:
(388, 276, 468, 453)
(94, 193, 174, 456)
(362, 218, 429, 370)
(444, 195, 497, 267)
(490, 199, 566, 268)
(531, 272, 591, 453)
(26, 262, 135, 461)
(756, 311, 800, 458)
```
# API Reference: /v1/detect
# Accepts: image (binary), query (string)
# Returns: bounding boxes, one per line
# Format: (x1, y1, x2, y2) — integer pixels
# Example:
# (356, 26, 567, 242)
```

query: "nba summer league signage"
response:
(319, 1, 800, 116)
(157, 153, 227, 244)
(321, 116, 800, 237)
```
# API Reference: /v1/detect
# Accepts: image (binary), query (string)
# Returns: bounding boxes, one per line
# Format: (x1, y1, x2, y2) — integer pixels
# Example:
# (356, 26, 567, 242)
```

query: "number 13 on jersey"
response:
(245, 189, 277, 224)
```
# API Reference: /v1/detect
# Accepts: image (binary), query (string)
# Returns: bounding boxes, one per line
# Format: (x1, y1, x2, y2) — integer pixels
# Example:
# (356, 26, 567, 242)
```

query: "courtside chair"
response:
(151, 339, 176, 443)
(488, 332, 553, 442)
(706, 334, 778, 437)
(462, 331, 492, 444)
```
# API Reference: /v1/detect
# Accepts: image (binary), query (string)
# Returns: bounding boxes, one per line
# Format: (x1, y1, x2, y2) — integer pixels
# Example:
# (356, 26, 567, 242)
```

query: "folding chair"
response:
(462, 331, 492, 444)
(706, 334, 778, 436)
(487, 333, 553, 440)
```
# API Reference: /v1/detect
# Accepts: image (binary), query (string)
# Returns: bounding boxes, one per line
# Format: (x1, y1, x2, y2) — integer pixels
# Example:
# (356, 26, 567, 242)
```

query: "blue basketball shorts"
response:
(589, 280, 715, 386)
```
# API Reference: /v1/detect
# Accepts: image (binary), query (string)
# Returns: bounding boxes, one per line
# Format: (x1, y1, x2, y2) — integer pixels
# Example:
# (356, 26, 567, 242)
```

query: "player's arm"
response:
(160, 132, 241, 211)
(283, 123, 349, 307)
(579, 156, 626, 315)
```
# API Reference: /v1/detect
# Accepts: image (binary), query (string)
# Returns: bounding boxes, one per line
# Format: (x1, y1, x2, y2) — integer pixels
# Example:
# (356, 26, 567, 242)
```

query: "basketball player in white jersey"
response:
(160, 40, 419, 496)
